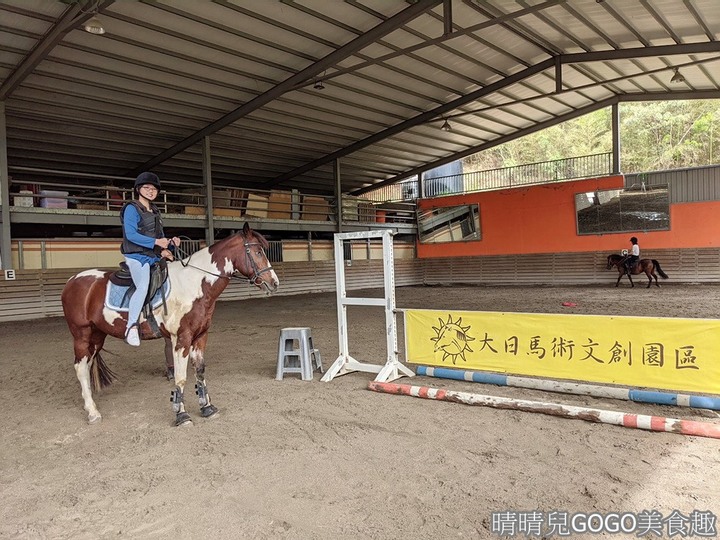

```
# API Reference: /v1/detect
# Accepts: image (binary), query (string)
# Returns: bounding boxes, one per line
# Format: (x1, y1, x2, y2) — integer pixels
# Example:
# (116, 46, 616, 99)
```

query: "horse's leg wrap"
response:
(170, 386, 184, 412)
(195, 380, 209, 407)
(195, 378, 219, 418)
(170, 386, 192, 426)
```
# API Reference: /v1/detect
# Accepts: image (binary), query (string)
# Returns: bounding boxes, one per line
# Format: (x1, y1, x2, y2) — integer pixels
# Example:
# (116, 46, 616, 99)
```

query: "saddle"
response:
(110, 259, 167, 290)
(623, 258, 637, 272)
(109, 260, 169, 334)
(109, 261, 135, 287)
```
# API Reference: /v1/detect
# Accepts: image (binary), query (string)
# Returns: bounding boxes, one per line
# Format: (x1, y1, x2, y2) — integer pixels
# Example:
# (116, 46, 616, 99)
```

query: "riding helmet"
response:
(134, 171, 161, 190)
(630, 236, 638, 243)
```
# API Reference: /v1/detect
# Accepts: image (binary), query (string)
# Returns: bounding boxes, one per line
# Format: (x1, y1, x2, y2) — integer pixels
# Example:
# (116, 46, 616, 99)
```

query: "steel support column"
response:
(202, 136, 214, 245)
(612, 102, 621, 174)
(0, 102, 11, 270)
(334, 159, 343, 233)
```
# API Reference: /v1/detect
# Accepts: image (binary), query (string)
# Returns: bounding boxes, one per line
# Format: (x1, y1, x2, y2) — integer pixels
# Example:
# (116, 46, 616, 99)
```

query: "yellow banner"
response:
(405, 309, 720, 395)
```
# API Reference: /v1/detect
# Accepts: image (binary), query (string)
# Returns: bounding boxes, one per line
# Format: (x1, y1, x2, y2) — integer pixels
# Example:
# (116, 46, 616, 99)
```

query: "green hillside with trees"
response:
(464, 100, 720, 174)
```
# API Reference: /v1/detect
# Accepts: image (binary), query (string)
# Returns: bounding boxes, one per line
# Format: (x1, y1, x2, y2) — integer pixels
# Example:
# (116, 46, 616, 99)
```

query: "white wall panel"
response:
(3, 249, 720, 322)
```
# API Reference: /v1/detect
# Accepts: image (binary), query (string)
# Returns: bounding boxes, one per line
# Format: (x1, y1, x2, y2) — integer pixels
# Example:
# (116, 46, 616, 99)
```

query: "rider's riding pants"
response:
(125, 257, 151, 330)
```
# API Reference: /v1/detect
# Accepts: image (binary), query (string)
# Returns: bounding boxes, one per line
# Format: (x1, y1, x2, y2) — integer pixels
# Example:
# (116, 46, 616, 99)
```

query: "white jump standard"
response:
(321, 230, 414, 383)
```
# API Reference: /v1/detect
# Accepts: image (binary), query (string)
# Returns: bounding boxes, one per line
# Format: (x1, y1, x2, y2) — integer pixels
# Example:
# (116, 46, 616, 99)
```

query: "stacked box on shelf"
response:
(342, 197, 359, 221)
(301, 196, 329, 221)
(39, 190, 68, 209)
(245, 193, 269, 218)
(185, 206, 205, 215)
(268, 190, 292, 219)
(13, 190, 34, 207)
(214, 208, 242, 217)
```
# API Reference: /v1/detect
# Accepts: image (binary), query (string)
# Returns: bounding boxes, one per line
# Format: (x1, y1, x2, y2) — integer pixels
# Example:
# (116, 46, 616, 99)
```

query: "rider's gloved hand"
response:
(155, 237, 171, 249)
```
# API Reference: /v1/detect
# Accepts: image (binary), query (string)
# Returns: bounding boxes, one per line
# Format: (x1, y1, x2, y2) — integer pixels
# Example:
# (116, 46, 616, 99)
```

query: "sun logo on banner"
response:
(431, 315, 475, 364)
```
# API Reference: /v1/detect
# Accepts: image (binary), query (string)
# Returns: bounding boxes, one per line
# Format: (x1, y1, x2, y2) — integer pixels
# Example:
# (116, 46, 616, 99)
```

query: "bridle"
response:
(607, 254, 628, 270)
(243, 240, 275, 286)
(175, 236, 274, 287)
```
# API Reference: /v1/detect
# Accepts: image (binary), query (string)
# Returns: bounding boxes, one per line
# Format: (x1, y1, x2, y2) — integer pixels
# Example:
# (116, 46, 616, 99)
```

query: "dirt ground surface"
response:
(1, 283, 719, 540)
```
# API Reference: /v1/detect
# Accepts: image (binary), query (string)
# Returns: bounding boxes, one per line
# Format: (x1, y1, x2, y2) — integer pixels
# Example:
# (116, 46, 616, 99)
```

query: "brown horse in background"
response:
(606, 253, 668, 288)
(61, 223, 279, 426)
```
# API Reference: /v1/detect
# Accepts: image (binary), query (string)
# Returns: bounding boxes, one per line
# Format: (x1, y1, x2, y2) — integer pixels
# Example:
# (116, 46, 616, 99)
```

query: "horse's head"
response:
(606, 254, 621, 270)
(238, 223, 279, 294)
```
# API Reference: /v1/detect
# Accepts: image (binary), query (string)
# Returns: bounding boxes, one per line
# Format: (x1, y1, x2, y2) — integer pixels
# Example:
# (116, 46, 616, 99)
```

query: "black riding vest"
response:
(120, 201, 164, 257)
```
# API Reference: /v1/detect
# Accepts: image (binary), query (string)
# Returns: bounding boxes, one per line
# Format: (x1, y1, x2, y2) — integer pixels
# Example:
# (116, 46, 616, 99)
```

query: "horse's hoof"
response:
(166, 368, 175, 381)
(88, 413, 102, 424)
(200, 404, 219, 419)
(174, 412, 192, 427)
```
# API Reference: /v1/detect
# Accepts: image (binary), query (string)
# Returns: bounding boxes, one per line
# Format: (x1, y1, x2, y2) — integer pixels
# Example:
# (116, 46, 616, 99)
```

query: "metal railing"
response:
(7, 175, 416, 226)
(362, 152, 613, 202)
(361, 178, 419, 204)
(460, 152, 612, 194)
(179, 238, 203, 256)
(266, 241, 283, 262)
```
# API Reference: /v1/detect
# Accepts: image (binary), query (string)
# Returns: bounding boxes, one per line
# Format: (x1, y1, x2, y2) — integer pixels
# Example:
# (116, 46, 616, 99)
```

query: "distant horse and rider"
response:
(61, 222, 279, 426)
(606, 253, 668, 288)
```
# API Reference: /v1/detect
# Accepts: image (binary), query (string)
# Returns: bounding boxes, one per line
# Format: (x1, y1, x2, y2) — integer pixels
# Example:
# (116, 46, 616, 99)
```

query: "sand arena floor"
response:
(1, 284, 719, 539)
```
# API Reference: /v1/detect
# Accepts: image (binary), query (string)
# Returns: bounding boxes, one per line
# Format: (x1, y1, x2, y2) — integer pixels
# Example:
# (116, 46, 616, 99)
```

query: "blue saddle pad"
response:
(104, 280, 171, 312)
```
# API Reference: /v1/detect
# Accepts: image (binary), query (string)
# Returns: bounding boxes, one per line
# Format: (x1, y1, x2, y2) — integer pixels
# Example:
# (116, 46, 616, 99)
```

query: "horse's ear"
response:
(242, 222, 250, 235)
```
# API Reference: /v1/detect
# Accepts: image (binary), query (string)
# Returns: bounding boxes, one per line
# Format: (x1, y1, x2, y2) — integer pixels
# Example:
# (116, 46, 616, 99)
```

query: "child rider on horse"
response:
(120, 172, 180, 346)
(625, 236, 640, 274)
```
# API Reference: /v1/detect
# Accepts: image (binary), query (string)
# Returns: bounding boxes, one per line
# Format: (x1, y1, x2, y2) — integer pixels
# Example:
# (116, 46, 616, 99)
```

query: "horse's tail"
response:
(652, 260, 669, 279)
(90, 349, 117, 392)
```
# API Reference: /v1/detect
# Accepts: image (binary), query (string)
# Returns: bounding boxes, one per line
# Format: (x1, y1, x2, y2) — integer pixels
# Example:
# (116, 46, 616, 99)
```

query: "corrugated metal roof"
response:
(1, 0, 719, 195)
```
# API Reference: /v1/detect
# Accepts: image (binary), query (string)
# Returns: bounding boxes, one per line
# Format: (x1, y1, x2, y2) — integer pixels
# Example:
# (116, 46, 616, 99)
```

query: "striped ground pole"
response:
(416, 366, 720, 411)
(367, 381, 720, 440)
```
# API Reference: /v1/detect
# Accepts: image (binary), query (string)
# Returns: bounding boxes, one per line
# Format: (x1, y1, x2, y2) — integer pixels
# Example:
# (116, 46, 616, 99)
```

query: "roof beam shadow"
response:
(264, 58, 555, 189)
(353, 89, 720, 195)
(133, 0, 442, 175)
(269, 41, 720, 191)
(354, 97, 620, 195)
(0, 0, 115, 101)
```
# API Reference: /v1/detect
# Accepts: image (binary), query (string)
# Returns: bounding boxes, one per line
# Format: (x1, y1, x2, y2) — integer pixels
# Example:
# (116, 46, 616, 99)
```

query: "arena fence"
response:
(1, 247, 719, 322)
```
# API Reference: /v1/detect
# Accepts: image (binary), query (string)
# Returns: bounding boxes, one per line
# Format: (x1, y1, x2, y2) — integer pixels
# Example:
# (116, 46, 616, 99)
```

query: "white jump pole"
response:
(321, 230, 414, 383)
(368, 381, 720, 440)
(416, 366, 720, 411)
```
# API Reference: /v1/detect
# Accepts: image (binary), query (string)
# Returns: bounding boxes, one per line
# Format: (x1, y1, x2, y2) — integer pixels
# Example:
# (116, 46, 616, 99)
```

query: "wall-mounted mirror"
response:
(417, 204, 481, 244)
(575, 184, 669, 235)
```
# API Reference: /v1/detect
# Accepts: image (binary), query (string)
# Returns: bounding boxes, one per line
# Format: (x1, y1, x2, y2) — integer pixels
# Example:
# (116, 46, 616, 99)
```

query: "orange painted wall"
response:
(417, 175, 720, 258)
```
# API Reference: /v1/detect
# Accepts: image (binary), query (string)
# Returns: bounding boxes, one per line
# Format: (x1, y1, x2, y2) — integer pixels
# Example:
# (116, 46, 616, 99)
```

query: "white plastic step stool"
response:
(276, 327, 323, 381)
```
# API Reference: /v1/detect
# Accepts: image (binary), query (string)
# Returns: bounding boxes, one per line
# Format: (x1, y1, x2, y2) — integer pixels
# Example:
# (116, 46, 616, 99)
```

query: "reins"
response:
(173, 235, 273, 286)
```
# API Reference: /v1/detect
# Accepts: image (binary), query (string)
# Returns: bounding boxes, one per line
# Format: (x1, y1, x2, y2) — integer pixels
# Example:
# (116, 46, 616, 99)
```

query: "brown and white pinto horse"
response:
(61, 223, 279, 426)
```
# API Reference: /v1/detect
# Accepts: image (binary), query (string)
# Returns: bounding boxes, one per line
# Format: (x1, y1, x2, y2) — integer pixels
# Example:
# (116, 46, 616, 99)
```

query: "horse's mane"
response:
(208, 227, 269, 251)
(247, 229, 269, 249)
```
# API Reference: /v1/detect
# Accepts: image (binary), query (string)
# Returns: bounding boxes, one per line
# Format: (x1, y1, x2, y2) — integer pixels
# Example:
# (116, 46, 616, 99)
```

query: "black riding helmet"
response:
(630, 236, 638, 244)
(134, 171, 161, 192)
